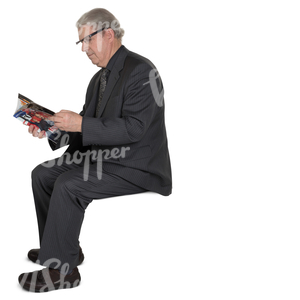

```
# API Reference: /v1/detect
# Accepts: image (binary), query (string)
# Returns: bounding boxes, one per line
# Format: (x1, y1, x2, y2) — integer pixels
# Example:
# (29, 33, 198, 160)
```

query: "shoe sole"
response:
(20, 279, 81, 292)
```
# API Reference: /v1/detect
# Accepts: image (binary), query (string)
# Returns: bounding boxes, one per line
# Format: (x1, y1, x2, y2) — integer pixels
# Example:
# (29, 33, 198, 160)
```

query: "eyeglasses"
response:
(76, 27, 110, 45)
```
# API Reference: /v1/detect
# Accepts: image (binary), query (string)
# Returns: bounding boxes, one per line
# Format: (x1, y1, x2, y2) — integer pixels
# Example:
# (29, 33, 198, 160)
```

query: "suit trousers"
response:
(31, 155, 147, 271)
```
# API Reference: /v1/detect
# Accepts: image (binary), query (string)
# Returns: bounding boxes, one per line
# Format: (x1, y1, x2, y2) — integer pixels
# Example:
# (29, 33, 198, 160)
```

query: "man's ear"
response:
(106, 28, 115, 42)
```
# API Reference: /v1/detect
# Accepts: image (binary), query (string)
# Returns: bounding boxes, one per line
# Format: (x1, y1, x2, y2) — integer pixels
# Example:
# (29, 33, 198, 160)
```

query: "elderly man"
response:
(18, 8, 172, 292)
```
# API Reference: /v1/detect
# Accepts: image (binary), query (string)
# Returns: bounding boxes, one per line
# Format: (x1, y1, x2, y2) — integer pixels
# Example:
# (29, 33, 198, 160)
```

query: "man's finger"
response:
(31, 126, 36, 134)
(38, 131, 46, 139)
(49, 115, 63, 123)
(33, 127, 39, 137)
(28, 125, 34, 134)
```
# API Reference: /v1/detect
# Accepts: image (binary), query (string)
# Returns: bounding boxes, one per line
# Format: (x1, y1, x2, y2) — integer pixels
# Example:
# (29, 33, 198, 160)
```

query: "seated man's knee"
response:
(31, 164, 44, 183)
(31, 160, 56, 185)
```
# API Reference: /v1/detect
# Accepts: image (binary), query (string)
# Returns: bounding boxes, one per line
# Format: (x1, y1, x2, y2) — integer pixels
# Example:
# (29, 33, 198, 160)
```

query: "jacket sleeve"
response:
(81, 62, 160, 146)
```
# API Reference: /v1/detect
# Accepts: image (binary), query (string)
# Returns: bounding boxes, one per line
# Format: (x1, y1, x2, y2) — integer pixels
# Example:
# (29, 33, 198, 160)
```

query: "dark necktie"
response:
(95, 68, 110, 117)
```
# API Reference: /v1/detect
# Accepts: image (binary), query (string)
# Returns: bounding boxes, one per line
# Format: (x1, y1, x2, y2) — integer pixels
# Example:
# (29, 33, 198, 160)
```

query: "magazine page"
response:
(13, 94, 62, 144)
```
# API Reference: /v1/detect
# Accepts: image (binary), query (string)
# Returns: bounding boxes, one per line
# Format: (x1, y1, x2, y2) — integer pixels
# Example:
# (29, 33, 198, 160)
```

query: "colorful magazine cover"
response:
(13, 93, 62, 144)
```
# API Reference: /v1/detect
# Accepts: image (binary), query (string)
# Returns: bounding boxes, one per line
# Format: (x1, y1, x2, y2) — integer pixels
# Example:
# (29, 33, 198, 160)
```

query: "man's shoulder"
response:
(127, 51, 155, 67)
(124, 48, 156, 69)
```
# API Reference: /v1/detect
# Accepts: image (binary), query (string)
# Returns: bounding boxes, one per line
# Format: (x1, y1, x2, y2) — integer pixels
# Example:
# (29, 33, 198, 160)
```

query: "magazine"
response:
(13, 93, 62, 144)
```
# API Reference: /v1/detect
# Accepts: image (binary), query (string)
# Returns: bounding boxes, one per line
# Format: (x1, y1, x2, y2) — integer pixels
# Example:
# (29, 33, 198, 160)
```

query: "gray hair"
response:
(76, 8, 125, 42)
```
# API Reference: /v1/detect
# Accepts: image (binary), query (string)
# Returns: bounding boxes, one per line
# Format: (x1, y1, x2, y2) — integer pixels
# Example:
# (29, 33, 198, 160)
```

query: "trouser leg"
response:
(37, 170, 91, 272)
(31, 158, 81, 244)
(36, 161, 147, 271)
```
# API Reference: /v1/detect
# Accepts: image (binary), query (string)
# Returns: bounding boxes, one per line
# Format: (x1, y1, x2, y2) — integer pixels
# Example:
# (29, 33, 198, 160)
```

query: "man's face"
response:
(78, 25, 109, 68)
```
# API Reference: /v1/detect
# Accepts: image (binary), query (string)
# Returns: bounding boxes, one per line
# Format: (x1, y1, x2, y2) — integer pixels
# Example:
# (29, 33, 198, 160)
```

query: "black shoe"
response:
(28, 247, 84, 266)
(18, 267, 80, 292)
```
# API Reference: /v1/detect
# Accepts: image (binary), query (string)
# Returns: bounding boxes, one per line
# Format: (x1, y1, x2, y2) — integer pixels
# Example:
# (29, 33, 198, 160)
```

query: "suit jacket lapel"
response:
(96, 46, 129, 118)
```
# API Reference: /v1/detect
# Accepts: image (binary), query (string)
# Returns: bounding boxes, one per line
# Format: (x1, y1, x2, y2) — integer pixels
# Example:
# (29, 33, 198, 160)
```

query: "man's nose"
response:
(81, 41, 89, 52)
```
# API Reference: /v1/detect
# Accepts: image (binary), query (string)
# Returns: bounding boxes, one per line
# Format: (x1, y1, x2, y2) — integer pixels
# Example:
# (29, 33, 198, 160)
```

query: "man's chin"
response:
(88, 57, 102, 67)
(89, 58, 99, 65)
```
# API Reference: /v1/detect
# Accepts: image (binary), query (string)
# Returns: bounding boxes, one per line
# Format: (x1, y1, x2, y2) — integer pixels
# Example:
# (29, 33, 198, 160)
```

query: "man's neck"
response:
(103, 41, 122, 68)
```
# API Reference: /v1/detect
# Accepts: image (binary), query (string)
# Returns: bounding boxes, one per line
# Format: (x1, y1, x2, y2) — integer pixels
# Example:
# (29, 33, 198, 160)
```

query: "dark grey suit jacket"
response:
(51, 46, 172, 196)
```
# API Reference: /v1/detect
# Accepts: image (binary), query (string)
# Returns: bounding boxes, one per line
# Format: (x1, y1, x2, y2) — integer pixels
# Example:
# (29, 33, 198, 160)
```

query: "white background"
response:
(1, 0, 300, 299)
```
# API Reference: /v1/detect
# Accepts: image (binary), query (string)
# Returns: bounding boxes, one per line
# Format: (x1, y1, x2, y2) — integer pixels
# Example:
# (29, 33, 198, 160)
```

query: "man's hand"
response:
(28, 125, 46, 139)
(49, 110, 82, 132)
